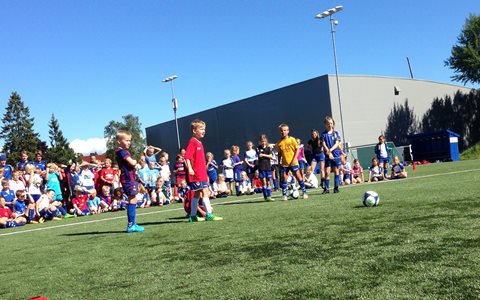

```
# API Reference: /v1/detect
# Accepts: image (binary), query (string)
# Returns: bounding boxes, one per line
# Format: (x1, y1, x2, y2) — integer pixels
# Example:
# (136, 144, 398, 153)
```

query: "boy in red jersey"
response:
(184, 119, 223, 222)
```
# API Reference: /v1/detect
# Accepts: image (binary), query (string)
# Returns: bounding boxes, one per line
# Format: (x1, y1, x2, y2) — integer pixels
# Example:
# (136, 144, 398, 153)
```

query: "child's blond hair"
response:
(117, 130, 132, 141)
(190, 119, 206, 132)
(231, 145, 239, 155)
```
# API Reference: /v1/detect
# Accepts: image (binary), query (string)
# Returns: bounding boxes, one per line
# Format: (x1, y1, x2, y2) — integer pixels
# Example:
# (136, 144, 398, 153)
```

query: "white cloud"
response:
(70, 138, 107, 155)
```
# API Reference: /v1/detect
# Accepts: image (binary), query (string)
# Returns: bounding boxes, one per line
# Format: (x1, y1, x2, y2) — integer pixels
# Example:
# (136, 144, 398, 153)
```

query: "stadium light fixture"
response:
(162, 75, 181, 150)
(315, 5, 347, 150)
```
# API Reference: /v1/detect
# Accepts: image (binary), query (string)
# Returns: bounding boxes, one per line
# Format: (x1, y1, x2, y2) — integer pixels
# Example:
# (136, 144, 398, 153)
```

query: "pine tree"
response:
(0, 92, 41, 164)
(46, 114, 76, 164)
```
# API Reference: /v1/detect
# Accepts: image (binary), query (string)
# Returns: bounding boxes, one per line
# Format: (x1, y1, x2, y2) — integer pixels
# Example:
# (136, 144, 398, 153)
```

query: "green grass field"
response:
(2, 161, 480, 299)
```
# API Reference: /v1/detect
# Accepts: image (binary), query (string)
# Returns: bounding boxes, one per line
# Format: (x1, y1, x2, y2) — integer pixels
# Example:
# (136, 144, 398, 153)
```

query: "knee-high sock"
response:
(190, 198, 199, 217)
(127, 204, 136, 227)
(202, 197, 212, 214)
(334, 175, 340, 188)
(282, 182, 287, 196)
(57, 206, 67, 215)
(325, 179, 330, 189)
(298, 180, 307, 193)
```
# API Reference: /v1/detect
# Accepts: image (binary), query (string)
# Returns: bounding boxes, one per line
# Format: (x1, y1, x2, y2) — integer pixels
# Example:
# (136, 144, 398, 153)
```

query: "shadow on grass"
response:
(61, 230, 125, 236)
(138, 220, 184, 226)
(217, 199, 270, 206)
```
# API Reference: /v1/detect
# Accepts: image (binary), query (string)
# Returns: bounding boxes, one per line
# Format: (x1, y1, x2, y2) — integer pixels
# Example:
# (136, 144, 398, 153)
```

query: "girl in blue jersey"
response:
(321, 116, 342, 194)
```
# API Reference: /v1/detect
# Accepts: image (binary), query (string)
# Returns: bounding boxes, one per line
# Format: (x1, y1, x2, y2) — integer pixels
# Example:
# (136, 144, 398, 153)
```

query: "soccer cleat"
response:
(30, 220, 39, 224)
(52, 217, 62, 221)
(188, 216, 205, 222)
(303, 193, 309, 199)
(322, 189, 330, 194)
(38, 217, 45, 223)
(266, 197, 275, 202)
(126, 224, 144, 233)
(205, 213, 223, 221)
(282, 195, 288, 201)
(334, 188, 340, 193)
(63, 213, 75, 219)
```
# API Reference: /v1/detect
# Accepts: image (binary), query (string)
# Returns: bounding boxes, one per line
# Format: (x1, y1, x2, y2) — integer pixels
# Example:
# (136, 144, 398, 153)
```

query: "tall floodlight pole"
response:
(315, 6, 347, 150)
(162, 75, 181, 150)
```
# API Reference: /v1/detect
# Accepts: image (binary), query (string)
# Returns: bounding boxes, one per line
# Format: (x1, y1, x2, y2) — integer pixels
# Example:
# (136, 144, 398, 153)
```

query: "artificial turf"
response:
(1, 160, 479, 299)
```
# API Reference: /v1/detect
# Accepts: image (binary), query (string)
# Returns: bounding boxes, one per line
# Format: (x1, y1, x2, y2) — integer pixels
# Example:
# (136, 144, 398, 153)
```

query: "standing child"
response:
(321, 116, 342, 194)
(116, 130, 144, 233)
(0, 154, 14, 180)
(244, 141, 258, 180)
(222, 149, 234, 194)
(99, 159, 116, 194)
(256, 134, 274, 201)
(184, 119, 223, 222)
(296, 138, 307, 177)
(374, 135, 390, 178)
(144, 145, 162, 166)
(275, 124, 308, 201)
(206, 152, 218, 185)
(231, 145, 243, 196)
(307, 129, 325, 187)
(174, 154, 187, 187)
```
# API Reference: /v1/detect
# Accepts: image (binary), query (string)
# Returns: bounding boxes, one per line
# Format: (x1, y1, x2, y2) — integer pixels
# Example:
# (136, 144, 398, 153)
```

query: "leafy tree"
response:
(445, 14, 480, 85)
(421, 90, 480, 150)
(104, 114, 145, 162)
(385, 99, 419, 146)
(45, 114, 76, 164)
(0, 92, 41, 164)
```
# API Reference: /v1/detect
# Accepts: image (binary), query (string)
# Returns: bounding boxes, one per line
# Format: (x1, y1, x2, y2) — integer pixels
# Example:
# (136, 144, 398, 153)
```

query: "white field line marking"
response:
(1, 167, 479, 237)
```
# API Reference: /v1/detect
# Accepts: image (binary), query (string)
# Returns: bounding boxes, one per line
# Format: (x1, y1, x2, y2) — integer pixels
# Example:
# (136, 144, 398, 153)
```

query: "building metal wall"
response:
(146, 76, 332, 160)
(146, 75, 472, 162)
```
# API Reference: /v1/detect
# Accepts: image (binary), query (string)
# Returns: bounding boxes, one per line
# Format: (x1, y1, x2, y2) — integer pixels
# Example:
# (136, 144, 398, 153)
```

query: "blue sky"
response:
(0, 0, 478, 154)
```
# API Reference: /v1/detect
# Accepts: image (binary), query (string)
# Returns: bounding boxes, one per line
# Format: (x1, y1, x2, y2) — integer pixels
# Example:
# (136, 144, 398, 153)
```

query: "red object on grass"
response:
(412, 163, 417, 171)
(27, 297, 48, 300)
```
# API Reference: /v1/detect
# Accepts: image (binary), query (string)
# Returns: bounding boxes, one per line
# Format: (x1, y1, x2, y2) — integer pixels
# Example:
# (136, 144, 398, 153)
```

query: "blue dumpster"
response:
(407, 130, 460, 162)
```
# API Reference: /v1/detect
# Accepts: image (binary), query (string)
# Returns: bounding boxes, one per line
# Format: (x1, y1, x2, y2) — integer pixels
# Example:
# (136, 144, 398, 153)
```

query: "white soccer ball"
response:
(290, 188, 300, 199)
(363, 191, 380, 207)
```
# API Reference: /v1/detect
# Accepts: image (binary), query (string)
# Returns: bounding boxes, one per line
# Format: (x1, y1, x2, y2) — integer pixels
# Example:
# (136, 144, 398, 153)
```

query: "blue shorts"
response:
(164, 180, 171, 187)
(298, 160, 306, 171)
(122, 181, 139, 197)
(311, 152, 325, 163)
(234, 171, 242, 182)
(225, 177, 234, 183)
(343, 173, 352, 182)
(325, 157, 341, 168)
(259, 170, 272, 179)
(246, 165, 257, 175)
(378, 157, 390, 164)
(31, 194, 41, 202)
(281, 165, 300, 174)
(188, 181, 210, 191)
